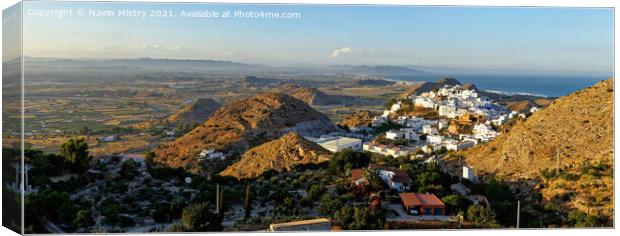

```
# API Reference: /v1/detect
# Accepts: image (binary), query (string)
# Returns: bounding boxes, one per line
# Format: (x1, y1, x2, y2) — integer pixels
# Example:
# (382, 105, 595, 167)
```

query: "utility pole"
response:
(244, 183, 252, 219)
(219, 186, 224, 216)
(587, 184, 593, 216)
(556, 148, 561, 175)
(516, 200, 521, 229)
(215, 184, 220, 214)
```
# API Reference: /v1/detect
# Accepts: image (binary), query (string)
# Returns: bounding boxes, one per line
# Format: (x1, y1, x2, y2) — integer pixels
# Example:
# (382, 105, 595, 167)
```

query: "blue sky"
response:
(22, 1, 614, 75)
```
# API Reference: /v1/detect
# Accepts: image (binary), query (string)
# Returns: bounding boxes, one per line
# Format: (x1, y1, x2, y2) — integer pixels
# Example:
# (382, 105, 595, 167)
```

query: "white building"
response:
(401, 128, 419, 141)
(438, 120, 449, 130)
(372, 116, 389, 127)
(363, 143, 410, 157)
(377, 167, 412, 192)
(199, 149, 226, 160)
(438, 104, 458, 118)
(386, 130, 404, 140)
(508, 111, 518, 119)
(426, 135, 444, 145)
(491, 115, 508, 126)
(270, 218, 332, 232)
(390, 101, 402, 113)
(422, 125, 439, 135)
(307, 136, 362, 152)
(414, 97, 436, 109)
(446, 140, 476, 151)
(463, 166, 476, 182)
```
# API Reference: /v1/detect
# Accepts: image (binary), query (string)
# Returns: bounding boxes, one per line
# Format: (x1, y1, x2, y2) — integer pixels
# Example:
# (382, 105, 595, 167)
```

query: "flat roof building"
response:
(269, 218, 332, 232)
(400, 192, 445, 216)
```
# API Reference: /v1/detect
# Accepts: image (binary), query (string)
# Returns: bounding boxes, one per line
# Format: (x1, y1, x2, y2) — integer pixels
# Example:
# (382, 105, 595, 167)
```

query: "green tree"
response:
(327, 150, 371, 175)
(365, 169, 385, 192)
(441, 195, 472, 215)
(275, 196, 297, 216)
(567, 210, 599, 227)
(466, 205, 498, 228)
(181, 203, 222, 231)
(145, 151, 156, 166)
(318, 194, 343, 216)
(120, 159, 140, 179)
(60, 137, 91, 172)
(74, 209, 95, 228)
(307, 184, 326, 201)
(346, 207, 385, 230)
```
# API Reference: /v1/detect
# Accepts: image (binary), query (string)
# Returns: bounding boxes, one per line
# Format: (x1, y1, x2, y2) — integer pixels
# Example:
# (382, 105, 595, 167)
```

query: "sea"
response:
(389, 74, 612, 98)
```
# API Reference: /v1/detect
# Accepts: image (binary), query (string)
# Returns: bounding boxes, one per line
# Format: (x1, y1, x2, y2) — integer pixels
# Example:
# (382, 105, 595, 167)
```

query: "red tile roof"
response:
(351, 168, 365, 182)
(400, 193, 445, 207)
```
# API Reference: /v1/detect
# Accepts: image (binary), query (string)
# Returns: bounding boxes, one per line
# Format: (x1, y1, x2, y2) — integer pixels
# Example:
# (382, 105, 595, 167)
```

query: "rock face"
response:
(154, 92, 335, 173)
(220, 132, 330, 179)
(289, 87, 335, 105)
(339, 110, 374, 128)
(459, 79, 613, 216)
(167, 98, 221, 124)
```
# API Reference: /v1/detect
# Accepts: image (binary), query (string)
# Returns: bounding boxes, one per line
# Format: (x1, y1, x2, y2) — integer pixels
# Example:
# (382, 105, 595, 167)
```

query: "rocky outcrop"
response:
(154, 92, 335, 173)
(220, 132, 330, 179)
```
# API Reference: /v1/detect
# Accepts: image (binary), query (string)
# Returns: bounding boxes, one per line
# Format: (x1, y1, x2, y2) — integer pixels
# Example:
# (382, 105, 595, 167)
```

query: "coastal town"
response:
(6, 80, 554, 233)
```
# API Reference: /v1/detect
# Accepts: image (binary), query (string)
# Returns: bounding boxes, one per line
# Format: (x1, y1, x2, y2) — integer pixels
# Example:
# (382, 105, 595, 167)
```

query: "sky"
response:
(20, 1, 614, 75)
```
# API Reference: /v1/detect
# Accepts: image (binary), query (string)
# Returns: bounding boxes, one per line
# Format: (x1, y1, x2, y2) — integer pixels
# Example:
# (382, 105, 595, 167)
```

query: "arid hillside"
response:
(220, 132, 330, 179)
(286, 87, 384, 106)
(339, 110, 375, 128)
(154, 92, 335, 173)
(459, 79, 614, 216)
(167, 98, 221, 124)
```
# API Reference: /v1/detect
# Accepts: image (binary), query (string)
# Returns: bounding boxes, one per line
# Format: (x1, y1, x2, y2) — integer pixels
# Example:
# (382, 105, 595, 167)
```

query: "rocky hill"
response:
(167, 98, 221, 124)
(220, 132, 330, 179)
(154, 93, 335, 173)
(458, 79, 613, 217)
(400, 78, 553, 111)
(400, 78, 462, 98)
(284, 86, 384, 106)
(339, 110, 375, 128)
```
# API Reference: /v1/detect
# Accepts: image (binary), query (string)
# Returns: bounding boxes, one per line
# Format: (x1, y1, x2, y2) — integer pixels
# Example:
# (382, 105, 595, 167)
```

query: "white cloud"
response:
(328, 47, 376, 58)
(329, 47, 353, 58)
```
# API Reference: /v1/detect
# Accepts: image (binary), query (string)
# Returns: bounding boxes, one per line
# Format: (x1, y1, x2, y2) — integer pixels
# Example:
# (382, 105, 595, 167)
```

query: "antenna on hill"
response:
(556, 148, 561, 175)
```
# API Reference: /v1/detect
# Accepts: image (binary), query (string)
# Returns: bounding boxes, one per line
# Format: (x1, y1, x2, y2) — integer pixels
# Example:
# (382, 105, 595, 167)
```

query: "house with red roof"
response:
(350, 168, 366, 186)
(376, 166, 412, 192)
(400, 192, 445, 215)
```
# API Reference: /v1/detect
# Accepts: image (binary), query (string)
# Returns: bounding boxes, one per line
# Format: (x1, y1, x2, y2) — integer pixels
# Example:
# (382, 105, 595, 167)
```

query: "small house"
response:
(400, 192, 445, 216)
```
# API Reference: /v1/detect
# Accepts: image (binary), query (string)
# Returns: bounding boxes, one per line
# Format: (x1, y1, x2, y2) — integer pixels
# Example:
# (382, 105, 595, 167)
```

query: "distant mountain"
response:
(355, 79, 396, 86)
(282, 86, 385, 106)
(154, 92, 336, 173)
(167, 98, 221, 124)
(458, 79, 613, 217)
(241, 76, 283, 86)
(328, 65, 425, 76)
(220, 132, 330, 179)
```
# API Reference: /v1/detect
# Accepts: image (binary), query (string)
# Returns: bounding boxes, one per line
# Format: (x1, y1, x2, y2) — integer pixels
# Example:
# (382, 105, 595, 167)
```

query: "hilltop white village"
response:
(196, 83, 540, 175)
(303, 84, 540, 180)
